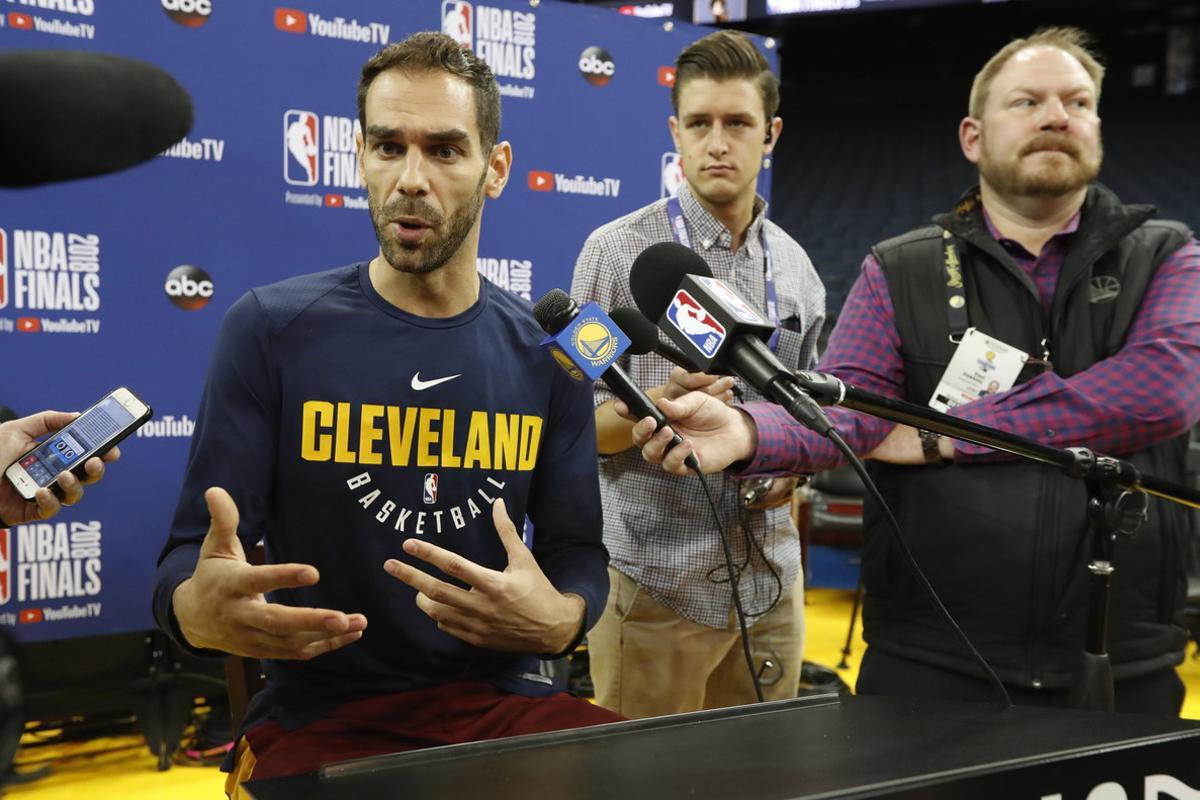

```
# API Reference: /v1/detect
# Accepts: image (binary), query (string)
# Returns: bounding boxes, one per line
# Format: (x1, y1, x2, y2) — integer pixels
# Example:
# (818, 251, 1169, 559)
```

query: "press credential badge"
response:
(929, 327, 1027, 412)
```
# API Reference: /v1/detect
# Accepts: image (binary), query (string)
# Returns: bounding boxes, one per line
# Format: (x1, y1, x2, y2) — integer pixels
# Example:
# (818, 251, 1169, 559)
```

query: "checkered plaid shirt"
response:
(570, 183, 825, 628)
(743, 206, 1200, 474)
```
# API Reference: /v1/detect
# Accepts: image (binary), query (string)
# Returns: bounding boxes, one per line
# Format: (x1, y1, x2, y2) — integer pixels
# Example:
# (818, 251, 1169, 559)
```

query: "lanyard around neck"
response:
(667, 195, 780, 352)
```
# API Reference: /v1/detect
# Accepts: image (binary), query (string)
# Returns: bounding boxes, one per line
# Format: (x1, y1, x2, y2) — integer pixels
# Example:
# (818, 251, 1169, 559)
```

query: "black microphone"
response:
(629, 242, 834, 437)
(610, 307, 745, 401)
(532, 289, 700, 471)
(0, 50, 194, 187)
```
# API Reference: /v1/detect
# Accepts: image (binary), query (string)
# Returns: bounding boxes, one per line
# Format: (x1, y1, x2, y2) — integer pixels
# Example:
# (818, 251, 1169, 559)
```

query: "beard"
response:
(368, 167, 487, 275)
(978, 131, 1102, 197)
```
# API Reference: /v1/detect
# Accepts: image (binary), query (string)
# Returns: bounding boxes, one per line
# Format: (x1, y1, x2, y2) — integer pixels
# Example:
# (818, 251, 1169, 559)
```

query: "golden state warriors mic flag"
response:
(541, 302, 632, 381)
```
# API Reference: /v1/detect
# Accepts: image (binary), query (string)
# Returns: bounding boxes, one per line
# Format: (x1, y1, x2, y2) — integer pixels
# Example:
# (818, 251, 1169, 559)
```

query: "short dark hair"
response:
(671, 30, 779, 124)
(358, 31, 501, 151)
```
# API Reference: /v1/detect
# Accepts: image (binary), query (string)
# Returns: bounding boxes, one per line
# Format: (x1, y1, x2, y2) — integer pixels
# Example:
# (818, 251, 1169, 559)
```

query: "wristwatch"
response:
(918, 429, 942, 464)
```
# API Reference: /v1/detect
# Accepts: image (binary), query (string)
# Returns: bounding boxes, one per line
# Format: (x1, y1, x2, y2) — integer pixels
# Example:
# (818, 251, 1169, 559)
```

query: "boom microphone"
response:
(0, 50, 194, 187)
(532, 289, 700, 471)
(629, 242, 834, 436)
(610, 307, 744, 400)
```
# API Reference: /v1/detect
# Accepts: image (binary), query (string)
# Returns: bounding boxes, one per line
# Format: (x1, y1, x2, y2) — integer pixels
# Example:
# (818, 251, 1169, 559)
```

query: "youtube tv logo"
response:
(274, 7, 306, 34)
(9, 12, 33, 29)
(527, 171, 553, 192)
(17, 317, 40, 333)
(19, 608, 44, 624)
(324, 194, 344, 208)
(657, 67, 676, 87)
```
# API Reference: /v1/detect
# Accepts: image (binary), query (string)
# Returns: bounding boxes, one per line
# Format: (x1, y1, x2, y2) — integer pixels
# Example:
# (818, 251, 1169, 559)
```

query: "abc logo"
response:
(164, 265, 214, 310)
(578, 46, 616, 87)
(162, 0, 212, 27)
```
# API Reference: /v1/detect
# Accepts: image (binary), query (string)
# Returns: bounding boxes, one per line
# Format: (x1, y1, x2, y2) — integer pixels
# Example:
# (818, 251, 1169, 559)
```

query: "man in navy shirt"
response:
(153, 32, 618, 792)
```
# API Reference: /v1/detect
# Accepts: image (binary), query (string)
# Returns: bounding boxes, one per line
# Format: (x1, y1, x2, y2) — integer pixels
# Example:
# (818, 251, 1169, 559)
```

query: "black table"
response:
(244, 693, 1200, 799)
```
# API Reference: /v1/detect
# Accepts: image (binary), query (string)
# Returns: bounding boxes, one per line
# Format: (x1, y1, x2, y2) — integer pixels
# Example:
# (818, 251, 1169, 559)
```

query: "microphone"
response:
(629, 242, 834, 437)
(0, 50, 194, 187)
(532, 289, 700, 471)
(610, 307, 745, 401)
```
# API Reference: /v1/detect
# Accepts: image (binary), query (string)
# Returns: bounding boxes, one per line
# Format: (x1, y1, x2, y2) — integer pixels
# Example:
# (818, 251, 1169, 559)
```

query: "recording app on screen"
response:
(18, 397, 134, 487)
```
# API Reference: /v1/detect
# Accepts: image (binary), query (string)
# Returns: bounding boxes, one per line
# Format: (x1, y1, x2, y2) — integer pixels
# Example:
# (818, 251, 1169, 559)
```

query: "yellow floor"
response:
(7, 588, 1200, 799)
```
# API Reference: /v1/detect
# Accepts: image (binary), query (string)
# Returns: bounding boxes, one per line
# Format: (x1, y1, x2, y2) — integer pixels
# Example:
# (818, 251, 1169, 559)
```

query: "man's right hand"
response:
(171, 487, 367, 660)
(625, 391, 758, 476)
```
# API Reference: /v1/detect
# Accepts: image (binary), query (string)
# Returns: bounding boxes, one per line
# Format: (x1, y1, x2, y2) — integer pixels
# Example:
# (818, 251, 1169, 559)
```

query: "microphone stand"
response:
(794, 370, 1200, 711)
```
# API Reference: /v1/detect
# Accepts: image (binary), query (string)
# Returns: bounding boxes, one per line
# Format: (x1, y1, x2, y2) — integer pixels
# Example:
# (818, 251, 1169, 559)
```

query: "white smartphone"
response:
(4, 387, 152, 501)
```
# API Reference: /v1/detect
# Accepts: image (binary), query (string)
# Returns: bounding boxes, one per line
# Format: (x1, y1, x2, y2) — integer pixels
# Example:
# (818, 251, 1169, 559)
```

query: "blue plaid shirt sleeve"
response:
(741, 254, 899, 474)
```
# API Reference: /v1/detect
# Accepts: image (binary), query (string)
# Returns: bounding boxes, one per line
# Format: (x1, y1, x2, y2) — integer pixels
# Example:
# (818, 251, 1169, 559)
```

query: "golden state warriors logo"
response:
(571, 317, 619, 368)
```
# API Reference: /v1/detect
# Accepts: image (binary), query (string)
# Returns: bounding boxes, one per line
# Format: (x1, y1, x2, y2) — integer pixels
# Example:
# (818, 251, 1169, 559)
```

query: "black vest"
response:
(865, 184, 1192, 689)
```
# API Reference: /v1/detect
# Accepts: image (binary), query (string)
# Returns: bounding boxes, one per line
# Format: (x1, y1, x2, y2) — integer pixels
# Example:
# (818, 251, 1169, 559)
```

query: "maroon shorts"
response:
(240, 681, 624, 781)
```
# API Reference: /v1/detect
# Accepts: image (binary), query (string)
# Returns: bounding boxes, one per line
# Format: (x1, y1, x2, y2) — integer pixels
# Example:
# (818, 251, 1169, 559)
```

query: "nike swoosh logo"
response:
(411, 372, 462, 391)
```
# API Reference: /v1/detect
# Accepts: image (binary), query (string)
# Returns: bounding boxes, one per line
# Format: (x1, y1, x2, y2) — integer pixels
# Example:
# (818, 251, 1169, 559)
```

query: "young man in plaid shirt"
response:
(570, 30, 825, 718)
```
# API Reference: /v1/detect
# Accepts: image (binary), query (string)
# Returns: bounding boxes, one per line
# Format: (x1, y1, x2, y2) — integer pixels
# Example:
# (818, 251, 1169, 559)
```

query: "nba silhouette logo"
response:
(0, 228, 7, 310)
(284, 110, 319, 186)
(0, 529, 10, 606)
(660, 152, 683, 199)
(423, 473, 438, 505)
(666, 289, 726, 358)
(441, 1, 472, 48)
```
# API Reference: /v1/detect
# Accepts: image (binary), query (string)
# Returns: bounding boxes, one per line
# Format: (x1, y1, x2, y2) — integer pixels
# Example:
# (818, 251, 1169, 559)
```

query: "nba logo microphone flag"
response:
(540, 303, 631, 382)
(660, 274, 775, 373)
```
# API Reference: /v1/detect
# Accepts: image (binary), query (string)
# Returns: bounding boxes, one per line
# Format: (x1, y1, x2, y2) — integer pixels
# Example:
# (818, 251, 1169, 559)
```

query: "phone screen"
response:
(17, 397, 135, 488)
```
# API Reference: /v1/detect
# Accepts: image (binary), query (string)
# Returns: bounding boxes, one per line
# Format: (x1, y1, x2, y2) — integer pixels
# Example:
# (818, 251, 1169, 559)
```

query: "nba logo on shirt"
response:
(666, 289, 726, 358)
(0, 529, 10, 606)
(441, 1, 472, 48)
(423, 473, 439, 505)
(0, 228, 7, 310)
(283, 110, 319, 186)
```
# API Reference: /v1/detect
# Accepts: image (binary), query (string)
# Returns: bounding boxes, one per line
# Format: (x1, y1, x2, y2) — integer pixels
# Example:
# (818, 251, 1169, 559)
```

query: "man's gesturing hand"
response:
(384, 498, 585, 655)
(172, 487, 367, 660)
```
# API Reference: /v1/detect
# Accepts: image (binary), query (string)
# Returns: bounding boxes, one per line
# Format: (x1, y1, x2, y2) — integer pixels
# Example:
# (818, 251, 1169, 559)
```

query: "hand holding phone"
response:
(0, 410, 115, 524)
(2, 388, 150, 524)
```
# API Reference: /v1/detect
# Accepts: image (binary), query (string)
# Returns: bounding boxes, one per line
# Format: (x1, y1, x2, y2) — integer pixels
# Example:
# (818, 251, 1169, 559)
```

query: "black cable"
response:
(703, 485, 783, 619)
(692, 469, 765, 703)
(825, 428, 1012, 709)
(736, 499, 784, 617)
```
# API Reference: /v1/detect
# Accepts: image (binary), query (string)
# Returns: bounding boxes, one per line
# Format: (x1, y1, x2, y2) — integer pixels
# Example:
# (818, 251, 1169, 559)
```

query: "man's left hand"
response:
(384, 498, 585, 655)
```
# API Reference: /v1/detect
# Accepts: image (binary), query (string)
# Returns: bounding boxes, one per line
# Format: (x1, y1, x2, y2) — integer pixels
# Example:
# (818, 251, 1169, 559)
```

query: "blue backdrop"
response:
(0, 0, 776, 642)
